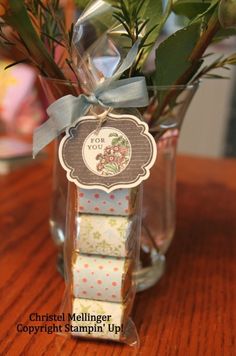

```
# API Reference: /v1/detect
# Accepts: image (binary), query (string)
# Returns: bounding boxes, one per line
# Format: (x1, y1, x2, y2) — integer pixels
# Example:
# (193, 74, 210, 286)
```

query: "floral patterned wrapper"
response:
(72, 253, 133, 303)
(76, 214, 137, 257)
(77, 188, 138, 216)
(71, 297, 133, 341)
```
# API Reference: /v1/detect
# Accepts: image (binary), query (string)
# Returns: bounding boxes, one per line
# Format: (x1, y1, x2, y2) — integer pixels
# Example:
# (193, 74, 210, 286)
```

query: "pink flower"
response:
(105, 146, 112, 154)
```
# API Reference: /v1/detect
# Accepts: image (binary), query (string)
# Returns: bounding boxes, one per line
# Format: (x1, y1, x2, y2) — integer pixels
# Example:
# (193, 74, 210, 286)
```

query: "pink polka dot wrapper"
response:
(77, 188, 138, 216)
(72, 254, 133, 303)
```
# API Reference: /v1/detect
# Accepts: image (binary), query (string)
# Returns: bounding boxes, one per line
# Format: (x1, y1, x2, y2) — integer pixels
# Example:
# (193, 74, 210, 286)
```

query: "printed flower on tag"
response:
(59, 114, 157, 193)
(95, 133, 131, 176)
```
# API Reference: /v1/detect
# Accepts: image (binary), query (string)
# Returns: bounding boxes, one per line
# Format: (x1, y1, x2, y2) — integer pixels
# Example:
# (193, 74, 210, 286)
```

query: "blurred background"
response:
(179, 42, 236, 158)
(163, 11, 236, 158)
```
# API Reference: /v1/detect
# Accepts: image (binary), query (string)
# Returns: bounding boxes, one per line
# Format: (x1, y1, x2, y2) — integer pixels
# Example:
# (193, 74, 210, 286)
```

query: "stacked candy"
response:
(70, 187, 140, 341)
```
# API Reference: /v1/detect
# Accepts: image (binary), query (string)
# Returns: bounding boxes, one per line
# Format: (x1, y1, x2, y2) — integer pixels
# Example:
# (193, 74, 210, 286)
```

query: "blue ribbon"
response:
(33, 41, 149, 157)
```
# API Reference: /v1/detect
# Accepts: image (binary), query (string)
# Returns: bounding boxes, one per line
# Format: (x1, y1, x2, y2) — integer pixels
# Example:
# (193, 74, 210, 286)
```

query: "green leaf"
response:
(140, 0, 172, 65)
(112, 138, 119, 145)
(105, 163, 118, 173)
(139, 0, 163, 44)
(153, 22, 202, 87)
(172, 0, 211, 19)
(74, 0, 91, 9)
(189, 0, 219, 24)
(111, 0, 171, 67)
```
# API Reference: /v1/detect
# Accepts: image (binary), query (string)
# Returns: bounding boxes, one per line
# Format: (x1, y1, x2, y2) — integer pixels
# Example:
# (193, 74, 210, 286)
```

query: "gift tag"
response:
(59, 113, 157, 192)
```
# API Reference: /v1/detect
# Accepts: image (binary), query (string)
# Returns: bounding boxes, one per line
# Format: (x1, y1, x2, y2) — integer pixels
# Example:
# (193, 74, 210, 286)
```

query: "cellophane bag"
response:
(60, 0, 144, 346)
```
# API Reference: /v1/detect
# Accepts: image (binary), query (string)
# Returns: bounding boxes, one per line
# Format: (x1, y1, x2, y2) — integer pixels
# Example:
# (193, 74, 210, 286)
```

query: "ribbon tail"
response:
(113, 40, 140, 78)
(33, 95, 91, 157)
(33, 118, 64, 158)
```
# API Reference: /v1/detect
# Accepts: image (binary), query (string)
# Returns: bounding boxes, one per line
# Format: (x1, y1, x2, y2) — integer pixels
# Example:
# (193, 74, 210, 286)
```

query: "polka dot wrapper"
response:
(72, 254, 133, 302)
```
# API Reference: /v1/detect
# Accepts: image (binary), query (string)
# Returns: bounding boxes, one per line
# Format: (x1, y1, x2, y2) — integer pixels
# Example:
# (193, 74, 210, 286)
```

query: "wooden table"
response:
(0, 155, 236, 356)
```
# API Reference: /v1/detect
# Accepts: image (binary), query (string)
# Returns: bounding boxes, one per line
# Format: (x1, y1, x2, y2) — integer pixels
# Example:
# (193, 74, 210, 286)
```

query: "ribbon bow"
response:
(33, 41, 149, 157)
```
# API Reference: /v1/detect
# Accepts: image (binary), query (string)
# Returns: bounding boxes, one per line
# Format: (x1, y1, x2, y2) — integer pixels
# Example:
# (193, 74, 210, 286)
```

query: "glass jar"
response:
(38, 77, 198, 290)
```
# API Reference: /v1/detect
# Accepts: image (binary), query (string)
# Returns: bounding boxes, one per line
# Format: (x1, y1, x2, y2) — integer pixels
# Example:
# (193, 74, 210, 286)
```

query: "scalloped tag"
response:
(59, 113, 157, 192)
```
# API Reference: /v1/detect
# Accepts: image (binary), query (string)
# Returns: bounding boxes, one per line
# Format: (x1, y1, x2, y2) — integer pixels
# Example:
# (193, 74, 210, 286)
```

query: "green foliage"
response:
(2, 0, 236, 135)
(137, 0, 164, 45)
(111, 135, 129, 146)
(189, 0, 219, 24)
(4, 0, 65, 79)
(112, 0, 156, 45)
(153, 22, 202, 87)
(172, 0, 212, 19)
(140, 0, 172, 65)
(74, 0, 91, 9)
(26, 0, 64, 59)
(111, 0, 170, 73)
(195, 53, 236, 79)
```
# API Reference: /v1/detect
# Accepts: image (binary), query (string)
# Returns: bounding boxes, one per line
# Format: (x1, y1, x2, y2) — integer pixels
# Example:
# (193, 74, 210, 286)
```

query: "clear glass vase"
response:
(38, 77, 198, 290)
(135, 130, 178, 291)
(135, 84, 199, 291)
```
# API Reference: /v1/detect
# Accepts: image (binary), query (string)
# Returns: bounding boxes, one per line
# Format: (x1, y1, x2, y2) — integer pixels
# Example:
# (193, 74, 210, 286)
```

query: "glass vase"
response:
(135, 130, 178, 291)
(38, 77, 198, 290)
(135, 84, 199, 291)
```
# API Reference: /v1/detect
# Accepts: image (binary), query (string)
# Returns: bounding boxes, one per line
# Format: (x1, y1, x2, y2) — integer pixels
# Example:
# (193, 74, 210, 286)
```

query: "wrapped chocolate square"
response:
(71, 297, 133, 342)
(76, 214, 137, 257)
(77, 188, 138, 216)
(72, 253, 133, 302)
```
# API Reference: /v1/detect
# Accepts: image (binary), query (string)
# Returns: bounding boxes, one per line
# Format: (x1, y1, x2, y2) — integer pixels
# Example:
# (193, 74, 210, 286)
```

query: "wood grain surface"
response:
(0, 155, 236, 356)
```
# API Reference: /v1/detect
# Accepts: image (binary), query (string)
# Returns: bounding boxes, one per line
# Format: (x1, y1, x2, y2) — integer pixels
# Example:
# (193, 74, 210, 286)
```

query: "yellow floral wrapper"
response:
(71, 297, 133, 341)
(72, 253, 133, 302)
(76, 214, 137, 257)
